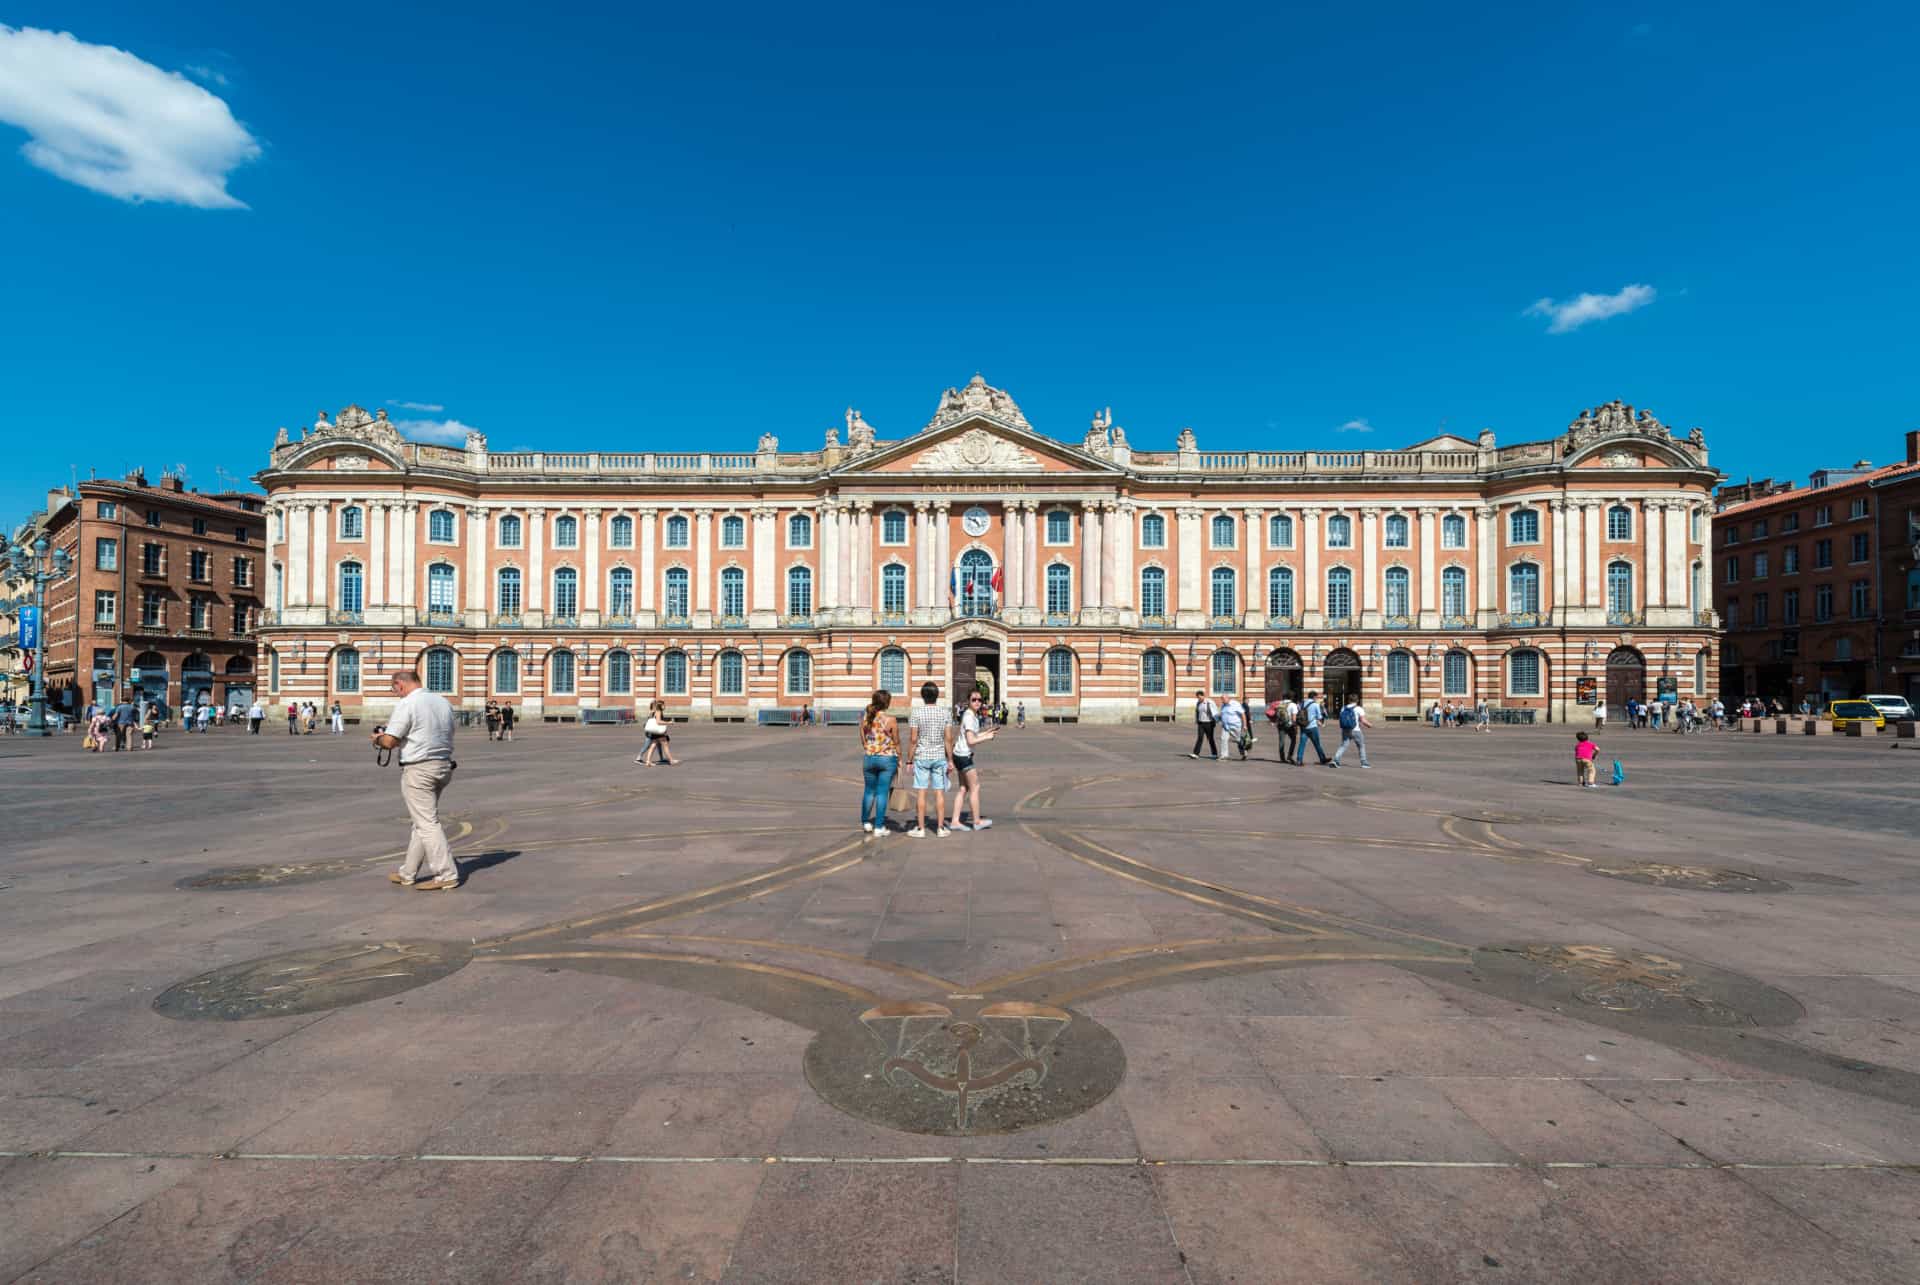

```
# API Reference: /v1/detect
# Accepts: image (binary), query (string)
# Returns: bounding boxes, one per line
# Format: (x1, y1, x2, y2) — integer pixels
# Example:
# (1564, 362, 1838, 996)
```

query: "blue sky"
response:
(2, 2, 1915, 522)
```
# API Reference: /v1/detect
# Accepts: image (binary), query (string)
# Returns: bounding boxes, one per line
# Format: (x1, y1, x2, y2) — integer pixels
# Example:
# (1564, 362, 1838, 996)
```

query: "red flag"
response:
(991, 567, 1003, 592)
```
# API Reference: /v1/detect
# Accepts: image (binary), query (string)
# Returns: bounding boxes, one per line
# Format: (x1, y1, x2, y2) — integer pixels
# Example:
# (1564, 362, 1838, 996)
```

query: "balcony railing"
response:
(549, 614, 580, 629)
(604, 613, 635, 628)
(1139, 613, 1170, 629)
(661, 614, 691, 629)
(327, 610, 365, 626)
(779, 614, 815, 628)
(1382, 614, 1414, 630)
(1043, 612, 1074, 627)
(1323, 615, 1355, 630)
(1265, 614, 1300, 630)
(1497, 610, 1551, 629)
(875, 611, 909, 627)
(1208, 615, 1238, 630)
(718, 614, 746, 629)
(1440, 614, 1472, 630)
(490, 613, 524, 628)
(416, 607, 460, 626)
(1606, 609, 1646, 627)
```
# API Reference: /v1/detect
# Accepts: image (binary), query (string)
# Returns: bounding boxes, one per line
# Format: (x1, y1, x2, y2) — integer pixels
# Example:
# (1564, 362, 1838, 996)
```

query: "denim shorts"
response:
(912, 759, 949, 790)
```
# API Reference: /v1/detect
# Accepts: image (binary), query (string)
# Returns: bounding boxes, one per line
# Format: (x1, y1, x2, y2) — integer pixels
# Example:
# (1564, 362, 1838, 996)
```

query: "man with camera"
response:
(370, 668, 460, 890)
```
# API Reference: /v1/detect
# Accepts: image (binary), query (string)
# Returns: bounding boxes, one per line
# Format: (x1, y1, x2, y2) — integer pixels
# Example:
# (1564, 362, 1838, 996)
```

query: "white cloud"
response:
(1525, 283, 1657, 334)
(388, 399, 446, 413)
(393, 417, 479, 445)
(0, 25, 259, 207)
(184, 63, 228, 86)
(1335, 418, 1374, 434)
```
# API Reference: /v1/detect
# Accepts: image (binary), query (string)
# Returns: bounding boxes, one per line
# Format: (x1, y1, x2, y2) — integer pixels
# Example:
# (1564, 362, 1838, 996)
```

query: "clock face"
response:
(961, 506, 991, 537)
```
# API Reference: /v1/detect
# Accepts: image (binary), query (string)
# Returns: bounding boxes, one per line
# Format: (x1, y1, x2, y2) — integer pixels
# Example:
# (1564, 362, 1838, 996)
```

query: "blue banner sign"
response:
(17, 605, 38, 650)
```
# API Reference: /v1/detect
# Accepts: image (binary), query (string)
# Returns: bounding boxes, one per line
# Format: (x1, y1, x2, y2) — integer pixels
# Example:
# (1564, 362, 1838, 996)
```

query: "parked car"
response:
(1862, 694, 1916, 722)
(1828, 699, 1886, 731)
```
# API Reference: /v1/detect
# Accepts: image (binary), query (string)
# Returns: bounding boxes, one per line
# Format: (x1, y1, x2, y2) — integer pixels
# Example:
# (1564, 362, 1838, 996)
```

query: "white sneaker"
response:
(972, 818, 993, 830)
(936, 827, 953, 837)
(908, 827, 926, 838)
(862, 822, 874, 833)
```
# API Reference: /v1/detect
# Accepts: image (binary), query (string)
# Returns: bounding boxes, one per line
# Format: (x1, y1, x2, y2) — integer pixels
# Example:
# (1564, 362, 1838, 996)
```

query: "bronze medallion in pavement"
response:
(1470, 943, 1804, 1027)
(154, 939, 474, 1020)
(1589, 862, 1791, 893)
(804, 998, 1126, 1136)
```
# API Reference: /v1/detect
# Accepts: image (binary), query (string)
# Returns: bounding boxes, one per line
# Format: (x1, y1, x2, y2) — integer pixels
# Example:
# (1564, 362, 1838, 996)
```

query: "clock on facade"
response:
(961, 506, 991, 536)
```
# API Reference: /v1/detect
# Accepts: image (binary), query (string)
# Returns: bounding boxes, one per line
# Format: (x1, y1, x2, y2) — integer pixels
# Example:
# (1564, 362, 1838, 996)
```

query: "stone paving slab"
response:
(0, 720, 1917, 1281)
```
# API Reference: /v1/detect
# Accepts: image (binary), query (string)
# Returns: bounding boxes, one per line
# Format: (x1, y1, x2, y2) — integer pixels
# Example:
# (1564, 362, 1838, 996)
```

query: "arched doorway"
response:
(181, 652, 215, 710)
(1606, 646, 1646, 709)
(952, 637, 1000, 707)
(957, 549, 997, 618)
(131, 650, 169, 710)
(224, 656, 254, 712)
(1322, 648, 1361, 707)
(1263, 648, 1303, 705)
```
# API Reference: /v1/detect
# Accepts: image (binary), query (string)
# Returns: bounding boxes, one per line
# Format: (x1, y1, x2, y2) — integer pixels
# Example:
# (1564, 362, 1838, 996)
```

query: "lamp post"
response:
(4, 534, 72, 737)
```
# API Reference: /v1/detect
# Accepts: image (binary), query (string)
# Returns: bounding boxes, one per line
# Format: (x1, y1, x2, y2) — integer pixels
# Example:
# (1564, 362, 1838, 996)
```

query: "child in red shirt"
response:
(1574, 730, 1598, 789)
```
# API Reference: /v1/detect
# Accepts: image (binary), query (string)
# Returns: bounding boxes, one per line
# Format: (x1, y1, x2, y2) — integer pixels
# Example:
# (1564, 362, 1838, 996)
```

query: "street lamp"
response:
(4, 534, 72, 737)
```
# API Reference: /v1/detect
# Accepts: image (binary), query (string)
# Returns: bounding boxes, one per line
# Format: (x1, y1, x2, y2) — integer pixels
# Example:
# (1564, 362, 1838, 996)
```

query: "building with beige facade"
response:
(252, 378, 1722, 724)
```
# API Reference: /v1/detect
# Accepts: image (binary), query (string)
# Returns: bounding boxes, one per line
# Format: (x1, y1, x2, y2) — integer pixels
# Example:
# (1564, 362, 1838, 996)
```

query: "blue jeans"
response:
(861, 754, 898, 829)
(1295, 726, 1328, 763)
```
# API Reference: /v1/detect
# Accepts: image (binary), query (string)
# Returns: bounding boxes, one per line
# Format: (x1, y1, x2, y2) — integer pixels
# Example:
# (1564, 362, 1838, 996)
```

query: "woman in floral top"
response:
(859, 689, 900, 837)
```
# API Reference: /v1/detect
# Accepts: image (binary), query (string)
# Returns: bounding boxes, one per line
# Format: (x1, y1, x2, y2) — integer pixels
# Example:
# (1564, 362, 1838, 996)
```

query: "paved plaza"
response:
(1, 716, 1917, 1282)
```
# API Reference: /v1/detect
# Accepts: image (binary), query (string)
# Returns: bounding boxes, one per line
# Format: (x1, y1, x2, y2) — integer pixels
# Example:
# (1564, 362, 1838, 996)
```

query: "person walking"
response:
(1295, 691, 1331, 765)
(286, 698, 299, 735)
(947, 688, 997, 831)
(373, 669, 461, 891)
(1189, 690, 1219, 759)
(1016, 701, 1026, 730)
(87, 706, 111, 752)
(1573, 730, 1599, 789)
(1474, 698, 1490, 732)
(498, 702, 515, 742)
(305, 702, 318, 734)
(1329, 693, 1372, 768)
(1219, 695, 1249, 762)
(858, 689, 900, 837)
(484, 699, 501, 742)
(248, 699, 264, 734)
(905, 682, 954, 838)
(138, 706, 157, 751)
(637, 700, 678, 765)
(329, 701, 345, 735)
(196, 702, 213, 735)
(112, 698, 135, 751)
(1593, 699, 1606, 730)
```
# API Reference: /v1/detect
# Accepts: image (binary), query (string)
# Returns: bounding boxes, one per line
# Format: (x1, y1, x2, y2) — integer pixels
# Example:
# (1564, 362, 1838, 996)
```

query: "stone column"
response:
(1103, 502, 1123, 613)
(1643, 498, 1662, 609)
(913, 503, 931, 611)
(1417, 508, 1438, 626)
(1081, 503, 1103, 612)
(819, 503, 839, 611)
(1113, 501, 1135, 616)
(1301, 508, 1321, 624)
(934, 502, 952, 616)
(1562, 500, 1582, 612)
(366, 501, 386, 607)
(466, 508, 487, 622)
(1175, 506, 1203, 627)
(1476, 505, 1497, 620)
(310, 502, 329, 611)
(1583, 503, 1602, 608)
(694, 509, 713, 621)
(749, 507, 774, 619)
(287, 502, 310, 607)
(1023, 503, 1040, 614)
(583, 509, 602, 616)
(1550, 500, 1568, 615)
(1360, 509, 1381, 617)
(1004, 501, 1023, 611)
(1242, 507, 1260, 626)
(640, 508, 659, 616)
(838, 505, 855, 615)
(399, 502, 418, 609)
(853, 502, 873, 616)
(526, 509, 545, 614)
(1664, 502, 1687, 617)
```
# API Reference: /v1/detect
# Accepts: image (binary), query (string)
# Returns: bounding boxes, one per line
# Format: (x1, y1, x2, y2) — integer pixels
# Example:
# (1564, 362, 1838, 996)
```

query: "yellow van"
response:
(1828, 699, 1886, 730)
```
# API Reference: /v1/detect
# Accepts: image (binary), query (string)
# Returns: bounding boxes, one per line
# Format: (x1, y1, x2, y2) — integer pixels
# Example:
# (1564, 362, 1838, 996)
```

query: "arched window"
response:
(339, 506, 363, 540)
(1045, 647, 1074, 695)
(1211, 514, 1237, 548)
(720, 567, 745, 618)
(787, 513, 812, 548)
(496, 567, 522, 616)
(1139, 566, 1167, 617)
(337, 561, 364, 613)
(335, 647, 361, 693)
(1140, 513, 1166, 548)
(787, 566, 813, 618)
(664, 567, 690, 619)
(1210, 566, 1236, 618)
(605, 649, 632, 695)
(881, 563, 907, 614)
(958, 549, 995, 616)
(429, 509, 456, 542)
(1442, 514, 1467, 548)
(1384, 514, 1410, 548)
(665, 515, 689, 548)
(1607, 561, 1634, 614)
(1046, 564, 1072, 617)
(1509, 508, 1539, 543)
(610, 514, 634, 548)
(498, 514, 522, 547)
(882, 510, 909, 544)
(784, 649, 811, 695)
(1441, 566, 1467, 618)
(1326, 514, 1353, 548)
(425, 647, 455, 693)
(1386, 649, 1413, 696)
(879, 647, 908, 694)
(1443, 650, 1470, 696)
(1607, 505, 1633, 541)
(1211, 649, 1239, 695)
(494, 649, 520, 693)
(662, 649, 688, 695)
(273, 562, 284, 612)
(548, 649, 576, 695)
(1694, 648, 1708, 693)
(1507, 562, 1540, 614)
(608, 567, 634, 616)
(1326, 567, 1353, 619)
(1268, 566, 1294, 619)
(552, 567, 579, 619)
(1046, 510, 1072, 544)
(717, 649, 745, 696)
(1692, 562, 1705, 610)
(1508, 648, 1543, 697)
(1141, 648, 1168, 695)
(1384, 567, 1410, 617)
(721, 515, 745, 548)
(554, 515, 578, 548)
(1269, 513, 1294, 548)
(269, 648, 281, 692)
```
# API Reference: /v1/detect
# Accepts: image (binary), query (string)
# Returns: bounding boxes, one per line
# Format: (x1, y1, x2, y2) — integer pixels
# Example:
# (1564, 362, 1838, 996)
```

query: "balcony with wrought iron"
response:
(1440, 614, 1472, 630)
(416, 607, 461, 627)
(875, 611, 910, 628)
(327, 610, 365, 626)
(549, 615, 580, 629)
(1043, 612, 1074, 628)
(718, 614, 747, 629)
(605, 613, 636, 628)
(1382, 614, 1414, 630)
(779, 614, 815, 629)
(490, 613, 524, 629)
(1497, 610, 1552, 629)
(1208, 615, 1238, 630)
(1323, 615, 1355, 630)
(1139, 613, 1170, 629)
(661, 614, 691, 629)
(1264, 614, 1299, 630)
(1606, 609, 1646, 627)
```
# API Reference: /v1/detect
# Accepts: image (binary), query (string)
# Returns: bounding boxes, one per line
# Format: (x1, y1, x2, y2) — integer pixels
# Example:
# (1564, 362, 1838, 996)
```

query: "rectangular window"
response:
(192, 517, 207, 535)
(95, 538, 117, 570)
(1752, 552, 1768, 579)
(190, 596, 209, 630)
(1814, 505, 1832, 527)
(1751, 518, 1767, 539)
(1722, 527, 1739, 546)
(1724, 557, 1738, 583)
(1046, 510, 1072, 545)
(1046, 649, 1073, 695)
(142, 543, 163, 574)
(236, 526, 250, 542)
(233, 557, 252, 586)
(145, 509, 161, 527)
(1141, 570, 1167, 617)
(189, 550, 210, 582)
(1814, 583, 1833, 622)
(94, 590, 116, 624)
(882, 510, 909, 545)
(1851, 580, 1870, 618)
(1814, 539, 1832, 569)
(1724, 599, 1739, 628)
(1752, 592, 1768, 627)
(1509, 651, 1541, 697)
(1781, 513, 1798, 533)
(1782, 588, 1799, 625)
(1850, 498, 1869, 519)
(141, 590, 164, 628)
(1142, 513, 1168, 548)
(1783, 545, 1799, 574)
(233, 603, 250, 633)
(97, 501, 116, 519)
(1850, 532, 1869, 563)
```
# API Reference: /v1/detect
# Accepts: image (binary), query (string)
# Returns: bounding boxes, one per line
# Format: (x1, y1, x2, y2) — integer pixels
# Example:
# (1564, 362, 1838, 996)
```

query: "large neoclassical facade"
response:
(253, 378, 1722, 723)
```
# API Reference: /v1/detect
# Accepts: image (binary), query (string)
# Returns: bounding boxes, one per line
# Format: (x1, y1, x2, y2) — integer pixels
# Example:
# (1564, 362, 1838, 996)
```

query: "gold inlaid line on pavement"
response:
(973, 936, 1355, 995)
(608, 932, 962, 993)
(481, 949, 882, 1002)
(1050, 951, 1448, 1005)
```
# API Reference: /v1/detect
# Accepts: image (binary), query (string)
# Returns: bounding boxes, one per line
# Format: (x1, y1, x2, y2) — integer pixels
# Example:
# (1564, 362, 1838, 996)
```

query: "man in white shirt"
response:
(371, 669, 460, 890)
(1294, 691, 1331, 765)
(1329, 693, 1373, 768)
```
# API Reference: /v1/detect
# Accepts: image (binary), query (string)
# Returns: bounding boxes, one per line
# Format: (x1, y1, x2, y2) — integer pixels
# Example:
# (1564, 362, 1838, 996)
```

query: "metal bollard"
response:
(1845, 721, 1865, 738)
(1804, 718, 1819, 735)
(1897, 720, 1916, 739)
(1752, 719, 1763, 734)
(1776, 719, 1788, 734)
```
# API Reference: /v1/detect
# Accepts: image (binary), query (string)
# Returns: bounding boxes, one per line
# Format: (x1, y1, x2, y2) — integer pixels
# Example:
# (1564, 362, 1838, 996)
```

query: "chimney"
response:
(162, 475, 185, 493)
(1907, 429, 1919, 464)
(126, 467, 147, 486)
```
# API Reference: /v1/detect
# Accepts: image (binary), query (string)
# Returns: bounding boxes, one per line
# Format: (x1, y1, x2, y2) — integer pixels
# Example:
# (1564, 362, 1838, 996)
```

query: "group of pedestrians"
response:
(1427, 700, 1491, 730)
(483, 700, 518, 742)
(858, 682, 994, 837)
(79, 697, 251, 750)
(1190, 690, 1374, 768)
